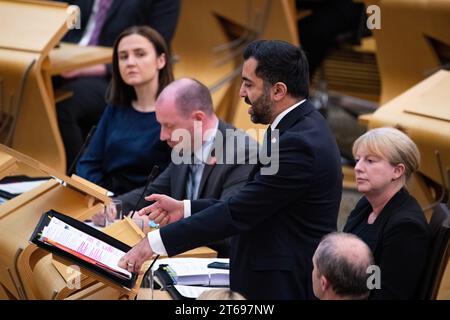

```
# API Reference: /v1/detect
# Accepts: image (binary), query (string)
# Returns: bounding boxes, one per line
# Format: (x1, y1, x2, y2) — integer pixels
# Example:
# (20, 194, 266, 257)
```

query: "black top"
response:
(344, 188, 431, 299)
(77, 105, 170, 195)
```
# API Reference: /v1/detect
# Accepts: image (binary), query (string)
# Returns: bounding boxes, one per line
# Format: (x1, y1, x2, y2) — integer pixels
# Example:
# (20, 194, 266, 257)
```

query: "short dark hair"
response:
(315, 232, 373, 299)
(174, 78, 213, 117)
(107, 26, 174, 106)
(243, 40, 309, 99)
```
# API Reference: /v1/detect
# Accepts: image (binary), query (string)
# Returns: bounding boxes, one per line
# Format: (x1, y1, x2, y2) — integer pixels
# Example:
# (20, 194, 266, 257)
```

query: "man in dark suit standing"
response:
(54, 0, 180, 171)
(119, 40, 343, 299)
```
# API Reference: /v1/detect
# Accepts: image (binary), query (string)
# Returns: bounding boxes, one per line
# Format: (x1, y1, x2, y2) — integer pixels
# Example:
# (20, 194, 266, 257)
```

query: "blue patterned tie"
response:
(186, 163, 200, 200)
(88, 0, 113, 45)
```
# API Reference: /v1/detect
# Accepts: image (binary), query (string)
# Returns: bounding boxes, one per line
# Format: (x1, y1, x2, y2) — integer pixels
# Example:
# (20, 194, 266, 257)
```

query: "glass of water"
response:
(104, 199, 123, 226)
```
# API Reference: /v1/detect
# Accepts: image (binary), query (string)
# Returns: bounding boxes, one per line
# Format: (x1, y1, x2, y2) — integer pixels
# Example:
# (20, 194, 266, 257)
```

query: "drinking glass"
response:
(104, 199, 123, 226)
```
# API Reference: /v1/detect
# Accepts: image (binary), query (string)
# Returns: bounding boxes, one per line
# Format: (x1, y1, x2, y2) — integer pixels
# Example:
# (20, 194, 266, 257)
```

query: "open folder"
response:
(30, 210, 138, 289)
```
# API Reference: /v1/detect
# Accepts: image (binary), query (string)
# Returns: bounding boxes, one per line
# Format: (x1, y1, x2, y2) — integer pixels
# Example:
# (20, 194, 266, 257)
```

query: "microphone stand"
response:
(67, 125, 97, 176)
(129, 165, 160, 219)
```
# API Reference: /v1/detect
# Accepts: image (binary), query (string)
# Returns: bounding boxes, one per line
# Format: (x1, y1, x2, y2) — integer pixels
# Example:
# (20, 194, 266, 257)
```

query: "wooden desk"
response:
(0, 144, 109, 299)
(44, 217, 216, 300)
(137, 288, 172, 300)
(0, 0, 113, 174)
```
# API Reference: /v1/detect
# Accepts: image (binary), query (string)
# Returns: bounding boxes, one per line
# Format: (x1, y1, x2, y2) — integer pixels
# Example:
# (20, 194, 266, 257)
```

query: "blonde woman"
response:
(344, 127, 430, 299)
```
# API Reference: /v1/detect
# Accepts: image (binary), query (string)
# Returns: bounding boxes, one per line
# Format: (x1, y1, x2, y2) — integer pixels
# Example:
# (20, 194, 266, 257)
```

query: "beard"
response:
(246, 88, 274, 125)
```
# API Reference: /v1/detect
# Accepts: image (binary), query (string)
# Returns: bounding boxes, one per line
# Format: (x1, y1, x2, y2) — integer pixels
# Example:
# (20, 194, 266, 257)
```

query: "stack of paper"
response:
(154, 257, 229, 287)
(0, 179, 49, 195)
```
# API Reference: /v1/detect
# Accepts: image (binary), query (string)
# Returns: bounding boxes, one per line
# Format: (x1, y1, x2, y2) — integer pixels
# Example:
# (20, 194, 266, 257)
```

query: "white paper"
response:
(153, 257, 229, 276)
(41, 217, 131, 277)
(0, 179, 48, 194)
(174, 285, 224, 299)
(153, 257, 229, 286)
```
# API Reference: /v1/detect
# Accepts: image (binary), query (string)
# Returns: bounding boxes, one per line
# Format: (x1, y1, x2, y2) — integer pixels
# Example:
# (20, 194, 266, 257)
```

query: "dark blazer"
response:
(159, 100, 343, 299)
(344, 188, 431, 299)
(117, 120, 257, 256)
(57, 0, 180, 46)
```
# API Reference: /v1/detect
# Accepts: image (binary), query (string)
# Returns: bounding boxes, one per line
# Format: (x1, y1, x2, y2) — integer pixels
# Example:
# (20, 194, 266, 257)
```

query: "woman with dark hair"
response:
(77, 26, 172, 195)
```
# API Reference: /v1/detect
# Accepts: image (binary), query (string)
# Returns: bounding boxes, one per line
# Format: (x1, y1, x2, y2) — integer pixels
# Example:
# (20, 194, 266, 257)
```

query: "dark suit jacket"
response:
(344, 188, 431, 299)
(57, 0, 180, 46)
(117, 120, 257, 256)
(159, 101, 343, 299)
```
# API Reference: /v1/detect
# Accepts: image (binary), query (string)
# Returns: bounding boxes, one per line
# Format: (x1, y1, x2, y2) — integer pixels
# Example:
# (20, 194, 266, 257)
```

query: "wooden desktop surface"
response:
(48, 42, 113, 75)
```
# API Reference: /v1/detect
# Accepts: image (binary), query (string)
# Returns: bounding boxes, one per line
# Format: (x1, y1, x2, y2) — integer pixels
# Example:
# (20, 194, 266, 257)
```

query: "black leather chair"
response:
(417, 203, 450, 300)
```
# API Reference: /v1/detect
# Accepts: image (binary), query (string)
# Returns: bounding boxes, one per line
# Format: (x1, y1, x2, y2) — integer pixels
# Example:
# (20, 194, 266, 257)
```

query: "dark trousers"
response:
(55, 76, 109, 172)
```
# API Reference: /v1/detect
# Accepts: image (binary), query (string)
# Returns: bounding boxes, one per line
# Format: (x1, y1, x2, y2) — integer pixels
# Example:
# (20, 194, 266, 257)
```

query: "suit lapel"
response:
(371, 188, 409, 255)
(80, 0, 95, 29)
(247, 101, 314, 182)
(345, 198, 371, 232)
(104, 0, 122, 23)
(274, 100, 315, 133)
(196, 120, 227, 197)
(197, 164, 214, 198)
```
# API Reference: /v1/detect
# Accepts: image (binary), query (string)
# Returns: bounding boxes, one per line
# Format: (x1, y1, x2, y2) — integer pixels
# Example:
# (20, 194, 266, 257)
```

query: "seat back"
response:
(418, 203, 450, 300)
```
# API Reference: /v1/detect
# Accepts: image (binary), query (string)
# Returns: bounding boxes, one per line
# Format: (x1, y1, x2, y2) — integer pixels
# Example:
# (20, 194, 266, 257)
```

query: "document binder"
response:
(30, 210, 138, 289)
(154, 265, 190, 300)
(153, 258, 229, 287)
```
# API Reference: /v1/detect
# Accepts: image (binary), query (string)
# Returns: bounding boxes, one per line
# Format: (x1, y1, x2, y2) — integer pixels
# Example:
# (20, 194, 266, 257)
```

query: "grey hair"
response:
(315, 232, 374, 299)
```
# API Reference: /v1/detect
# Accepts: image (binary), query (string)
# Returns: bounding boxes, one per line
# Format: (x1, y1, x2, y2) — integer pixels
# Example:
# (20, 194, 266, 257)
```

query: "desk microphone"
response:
(129, 165, 160, 219)
(140, 253, 160, 290)
(67, 125, 97, 176)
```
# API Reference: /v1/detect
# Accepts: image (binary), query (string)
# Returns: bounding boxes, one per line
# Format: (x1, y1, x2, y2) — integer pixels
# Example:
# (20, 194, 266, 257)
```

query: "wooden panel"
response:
(0, 0, 69, 54)
(364, 0, 450, 103)
(172, 0, 298, 134)
(437, 257, 450, 300)
(0, 48, 66, 172)
(403, 78, 450, 122)
(362, 70, 450, 190)
(0, 144, 109, 203)
(0, 1, 112, 173)
(48, 43, 112, 76)
(0, 147, 110, 299)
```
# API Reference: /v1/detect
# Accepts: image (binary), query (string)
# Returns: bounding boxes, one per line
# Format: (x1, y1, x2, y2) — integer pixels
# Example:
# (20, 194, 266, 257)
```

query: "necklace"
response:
(132, 101, 155, 112)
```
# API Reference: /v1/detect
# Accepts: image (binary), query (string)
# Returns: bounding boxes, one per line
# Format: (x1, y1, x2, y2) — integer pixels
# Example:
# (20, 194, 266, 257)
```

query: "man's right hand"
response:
(138, 194, 184, 227)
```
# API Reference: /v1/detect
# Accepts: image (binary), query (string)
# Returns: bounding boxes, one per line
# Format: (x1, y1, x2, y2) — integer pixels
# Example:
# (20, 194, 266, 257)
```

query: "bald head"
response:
(156, 78, 213, 117)
(155, 78, 217, 149)
(313, 232, 373, 299)
(323, 233, 373, 268)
